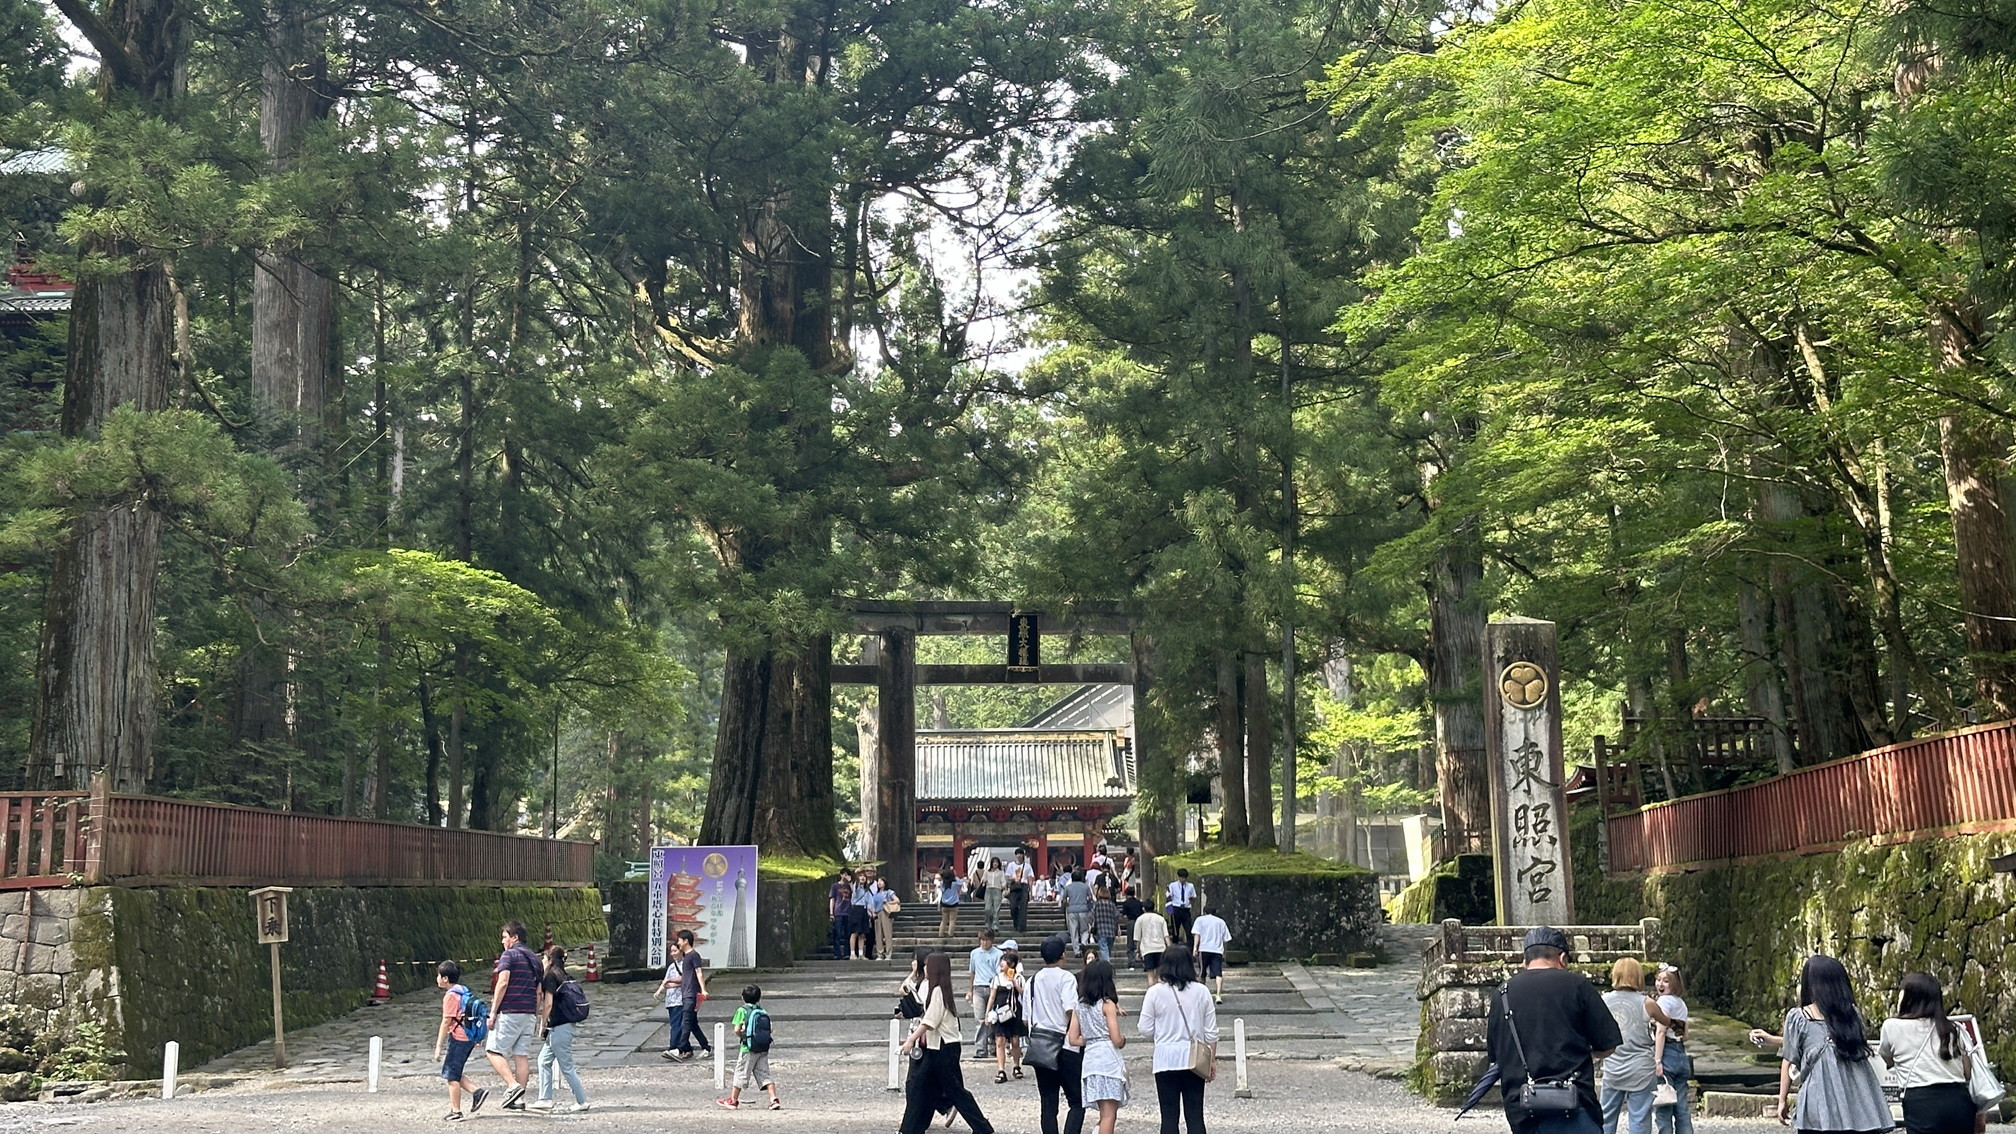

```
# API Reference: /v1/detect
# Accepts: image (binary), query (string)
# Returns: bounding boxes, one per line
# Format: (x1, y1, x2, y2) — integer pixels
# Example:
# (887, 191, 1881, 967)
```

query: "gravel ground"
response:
(0, 1058, 1789, 1134)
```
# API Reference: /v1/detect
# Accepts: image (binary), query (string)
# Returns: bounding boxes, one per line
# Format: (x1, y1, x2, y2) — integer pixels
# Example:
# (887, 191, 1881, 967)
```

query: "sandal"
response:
(994, 1071, 1007, 1084)
(1012, 1066, 1024, 1080)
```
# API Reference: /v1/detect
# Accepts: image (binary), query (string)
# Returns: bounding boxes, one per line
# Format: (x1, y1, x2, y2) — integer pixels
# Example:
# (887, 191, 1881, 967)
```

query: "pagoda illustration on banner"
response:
(665, 869, 709, 947)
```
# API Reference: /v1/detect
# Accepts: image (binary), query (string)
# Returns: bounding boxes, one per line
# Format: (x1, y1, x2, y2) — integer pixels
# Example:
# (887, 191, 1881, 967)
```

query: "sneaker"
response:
(556, 1102, 591, 1114)
(716, 1097, 739, 1109)
(444, 1112, 464, 1122)
(469, 1088, 489, 1115)
(660, 1049, 680, 1061)
(672, 1050, 696, 1062)
(527, 1098, 554, 1112)
(502, 1084, 526, 1110)
(1213, 993, 1223, 1004)
(769, 1099, 783, 1111)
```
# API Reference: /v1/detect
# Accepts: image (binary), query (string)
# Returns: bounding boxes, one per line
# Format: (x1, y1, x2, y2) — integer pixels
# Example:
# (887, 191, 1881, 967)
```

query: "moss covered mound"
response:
(1157, 846, 1369, 877)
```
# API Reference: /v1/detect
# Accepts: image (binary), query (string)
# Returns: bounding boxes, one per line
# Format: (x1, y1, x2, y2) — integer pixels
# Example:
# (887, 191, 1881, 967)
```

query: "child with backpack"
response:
(717, 984, 782, 1111)
(433, 960, 490, 1121)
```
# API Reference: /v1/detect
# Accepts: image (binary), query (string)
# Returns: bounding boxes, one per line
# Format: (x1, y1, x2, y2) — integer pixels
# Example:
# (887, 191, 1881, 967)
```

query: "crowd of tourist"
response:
(896, 925, 1223, 1134)
(1484, 926, 2002, 1134)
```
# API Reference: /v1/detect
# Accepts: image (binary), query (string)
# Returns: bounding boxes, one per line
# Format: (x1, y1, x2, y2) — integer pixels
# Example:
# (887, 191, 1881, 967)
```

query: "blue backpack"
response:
(747, 1006, 773, 1052)
(457, 985, 490, 1044)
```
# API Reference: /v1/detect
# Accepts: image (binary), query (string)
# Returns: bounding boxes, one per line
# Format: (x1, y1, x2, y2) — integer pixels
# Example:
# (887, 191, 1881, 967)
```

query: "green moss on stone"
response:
(1157, 846, 1368, 877)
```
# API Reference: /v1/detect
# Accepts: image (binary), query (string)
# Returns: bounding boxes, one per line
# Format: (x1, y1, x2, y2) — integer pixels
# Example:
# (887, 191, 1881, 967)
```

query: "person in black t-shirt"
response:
(1116, 888, 1146, 967)
(1485, 926, 1623, 1134)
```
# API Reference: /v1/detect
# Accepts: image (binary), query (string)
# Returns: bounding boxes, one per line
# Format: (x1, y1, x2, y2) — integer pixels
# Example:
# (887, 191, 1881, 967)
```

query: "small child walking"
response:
(716, 984, 782, 1111)
(433, 960, 489, 1121)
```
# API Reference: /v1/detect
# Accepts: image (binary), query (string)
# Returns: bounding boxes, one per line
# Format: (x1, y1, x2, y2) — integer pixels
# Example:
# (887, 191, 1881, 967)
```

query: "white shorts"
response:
(486, 1011, 538, 1058)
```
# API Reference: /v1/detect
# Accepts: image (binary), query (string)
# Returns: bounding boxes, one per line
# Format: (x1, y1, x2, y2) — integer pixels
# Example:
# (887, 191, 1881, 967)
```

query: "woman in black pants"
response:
(1879, 972, 1988, 1134)
(1138, 948, 1216, 1134)
(899, 953, 995, 1134)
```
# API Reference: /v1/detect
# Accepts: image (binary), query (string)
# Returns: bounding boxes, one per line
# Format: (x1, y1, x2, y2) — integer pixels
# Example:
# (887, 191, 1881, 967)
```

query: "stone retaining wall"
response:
(1189, 870, 1382, 960)
(1, 884, 605, 1081)
(1571, 810, 2016, 1075)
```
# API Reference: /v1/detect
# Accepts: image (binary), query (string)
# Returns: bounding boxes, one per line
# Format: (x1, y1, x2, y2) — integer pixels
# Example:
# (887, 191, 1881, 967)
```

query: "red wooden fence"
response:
(1607, 720, 2016, 873)
(1, 780, 592, 889)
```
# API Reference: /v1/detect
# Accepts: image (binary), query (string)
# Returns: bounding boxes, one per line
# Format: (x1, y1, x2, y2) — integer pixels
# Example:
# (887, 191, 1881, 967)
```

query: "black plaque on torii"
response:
(1008, 612, 1040, 679)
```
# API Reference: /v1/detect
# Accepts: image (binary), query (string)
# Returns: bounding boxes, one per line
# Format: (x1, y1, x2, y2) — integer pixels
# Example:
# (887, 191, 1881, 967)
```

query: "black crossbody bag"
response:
(1501, 983, 1583, 1116)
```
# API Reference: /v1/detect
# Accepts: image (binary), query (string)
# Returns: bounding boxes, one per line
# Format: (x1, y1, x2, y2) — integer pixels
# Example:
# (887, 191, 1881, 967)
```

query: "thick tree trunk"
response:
(1214, 653, 1248, 846)
(1939, 404, 2016, 719)
(29, 270, 173, 792)
(1132, 632, 1179, 891)
(702, 635, 842, 859)
(29, 0, 184, 794)
(1427, 521, 1489, 854)
(856, 698, 878, 858)
(1737, 582, 1796, 773)
(1243, 650, 1277, 849)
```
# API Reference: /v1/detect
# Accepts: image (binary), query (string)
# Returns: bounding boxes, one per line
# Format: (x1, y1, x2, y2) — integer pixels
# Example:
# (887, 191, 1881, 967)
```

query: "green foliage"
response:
(1157, 845, 1369, 877)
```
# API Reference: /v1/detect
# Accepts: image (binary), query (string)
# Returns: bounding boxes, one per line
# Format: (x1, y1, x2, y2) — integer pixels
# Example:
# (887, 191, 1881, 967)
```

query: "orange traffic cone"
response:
(585, 944, 600, 982)
(369, 959, 391, 1005)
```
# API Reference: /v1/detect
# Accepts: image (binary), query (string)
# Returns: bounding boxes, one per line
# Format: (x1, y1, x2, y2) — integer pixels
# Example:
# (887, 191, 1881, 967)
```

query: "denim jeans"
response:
(664, 1005, 685, 1052)
(1096, 934, 1114, 962)
(1600, 1084, 1657, 1134)
(537, 1023, 586, 1104)
(1651, 1068, 1692, 1134)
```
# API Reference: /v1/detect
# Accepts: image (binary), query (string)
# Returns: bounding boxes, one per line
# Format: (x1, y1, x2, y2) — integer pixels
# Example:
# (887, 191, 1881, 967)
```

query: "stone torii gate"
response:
(832, 600, 1147, 884)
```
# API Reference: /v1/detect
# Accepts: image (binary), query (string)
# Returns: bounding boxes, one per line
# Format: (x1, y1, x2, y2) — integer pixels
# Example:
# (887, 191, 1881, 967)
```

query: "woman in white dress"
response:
(1067, 959, 1128, 1134)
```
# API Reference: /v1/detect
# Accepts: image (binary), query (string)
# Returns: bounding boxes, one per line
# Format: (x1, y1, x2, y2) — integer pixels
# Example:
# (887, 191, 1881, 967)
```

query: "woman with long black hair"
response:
(1747, 955, 1889, 1134)
(1139, 947, 1216, 1134)
(898, 953, 995, 1134)
(1880, 972, 1986, 1134)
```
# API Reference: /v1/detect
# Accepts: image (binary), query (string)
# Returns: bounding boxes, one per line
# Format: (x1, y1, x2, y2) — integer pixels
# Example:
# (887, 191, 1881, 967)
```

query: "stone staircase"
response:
(800, 899, 1074, 962)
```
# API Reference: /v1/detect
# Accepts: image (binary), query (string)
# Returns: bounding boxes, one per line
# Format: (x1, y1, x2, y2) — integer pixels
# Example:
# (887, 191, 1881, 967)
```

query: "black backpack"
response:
(746, 1006, 773, 1052)
(551, 980, 590, 1026)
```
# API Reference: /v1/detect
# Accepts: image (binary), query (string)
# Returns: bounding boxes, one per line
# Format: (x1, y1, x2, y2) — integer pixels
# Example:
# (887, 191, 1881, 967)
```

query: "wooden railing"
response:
(2, 779, 592, 889)
(1607, 720, 2016, 873)
(1, 791, 92, 889)
(1422, 917, 1663, 964)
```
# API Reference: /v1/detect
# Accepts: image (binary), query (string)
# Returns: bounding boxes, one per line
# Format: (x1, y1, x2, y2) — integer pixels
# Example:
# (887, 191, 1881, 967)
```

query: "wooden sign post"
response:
(251, 886, 293, 1069)
(1483, 618, 1574, 926)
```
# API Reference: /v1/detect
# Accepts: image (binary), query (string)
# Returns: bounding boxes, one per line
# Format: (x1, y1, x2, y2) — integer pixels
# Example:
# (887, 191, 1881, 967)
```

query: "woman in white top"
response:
(1879, 972, 1981, 1134)
(1650, 964, 1693, 1134)
(898, 953, 994, 1134)
(1068, 959, 1128, 1134)
(1138, 948, 1217, 1134)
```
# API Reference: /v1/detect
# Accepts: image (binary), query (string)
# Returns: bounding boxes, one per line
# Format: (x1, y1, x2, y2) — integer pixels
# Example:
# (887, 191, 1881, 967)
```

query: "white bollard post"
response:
(714, 1022, 727, 1089)
(368, 1035, 382, 1093)
(1233, 1018, 1251, 1098)
(887, 1018, 902, 1091)
(161, 1041, 179, 1101)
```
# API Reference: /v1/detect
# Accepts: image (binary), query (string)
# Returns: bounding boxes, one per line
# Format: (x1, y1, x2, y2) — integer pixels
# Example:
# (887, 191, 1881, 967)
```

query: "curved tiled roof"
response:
(916, 729, 1133, 803)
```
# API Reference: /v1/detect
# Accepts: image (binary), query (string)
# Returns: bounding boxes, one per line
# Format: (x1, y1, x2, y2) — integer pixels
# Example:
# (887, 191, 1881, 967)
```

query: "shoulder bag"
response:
(1173, 985, 1217, 1081)
(1501, 982, 1581, 1117)
(1024, 972, 1066, 1070)
(1964, 1030, 2007, 1114)
(884, 895, 902, 915)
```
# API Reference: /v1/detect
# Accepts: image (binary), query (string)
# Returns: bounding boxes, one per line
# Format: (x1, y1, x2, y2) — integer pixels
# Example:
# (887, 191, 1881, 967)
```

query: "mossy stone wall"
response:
(1569, 810, 2016, 1073)
(54, 885, 604, 1077)
(1392, 854, 1497, 925)
(1192, 869, 1381, 960)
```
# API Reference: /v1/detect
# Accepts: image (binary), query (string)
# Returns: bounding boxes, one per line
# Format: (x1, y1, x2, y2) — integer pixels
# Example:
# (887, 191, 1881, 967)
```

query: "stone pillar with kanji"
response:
(1484, 617, 1574, 925)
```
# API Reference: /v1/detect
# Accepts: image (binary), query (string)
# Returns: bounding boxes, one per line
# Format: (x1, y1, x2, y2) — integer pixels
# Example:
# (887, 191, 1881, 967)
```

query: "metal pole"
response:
(368, 1035, 382, 1092)
(269, 941, 288, 1068)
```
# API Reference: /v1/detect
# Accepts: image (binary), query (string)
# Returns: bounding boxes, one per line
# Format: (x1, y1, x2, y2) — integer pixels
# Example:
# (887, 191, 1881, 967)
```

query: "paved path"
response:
(3, 931, 1790, 1133)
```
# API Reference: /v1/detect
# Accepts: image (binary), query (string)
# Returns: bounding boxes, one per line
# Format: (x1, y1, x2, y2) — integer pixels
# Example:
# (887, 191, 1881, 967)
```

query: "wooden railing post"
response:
(81, 772, 110, 885)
